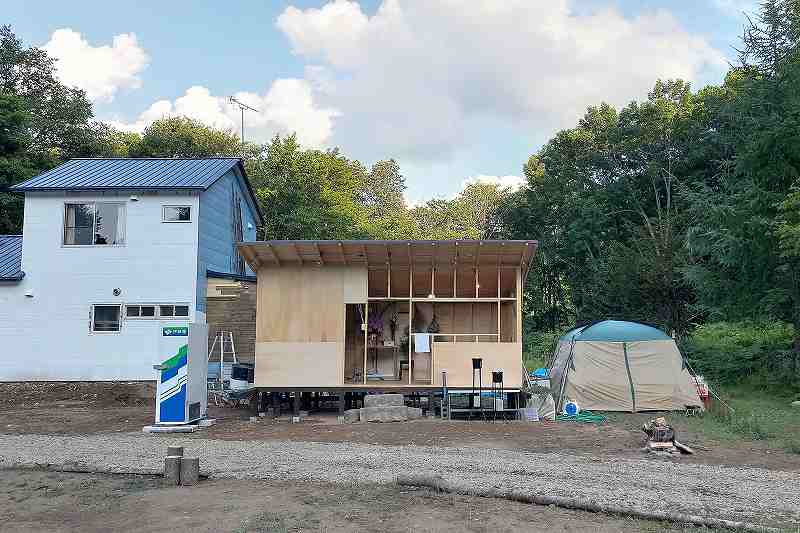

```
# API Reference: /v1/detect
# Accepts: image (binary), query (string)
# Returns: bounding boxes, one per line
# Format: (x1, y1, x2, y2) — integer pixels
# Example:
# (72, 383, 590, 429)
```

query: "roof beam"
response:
(293, 243, 304, 265)
(265, 243, 281, 267)
(314, 242, 324, 265)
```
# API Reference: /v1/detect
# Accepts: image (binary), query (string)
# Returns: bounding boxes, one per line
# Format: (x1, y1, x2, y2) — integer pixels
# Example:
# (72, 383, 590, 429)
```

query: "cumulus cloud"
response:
(276, 0, 727, 163)
(43, 29, 148, 103)
(109, 81, 339, 148)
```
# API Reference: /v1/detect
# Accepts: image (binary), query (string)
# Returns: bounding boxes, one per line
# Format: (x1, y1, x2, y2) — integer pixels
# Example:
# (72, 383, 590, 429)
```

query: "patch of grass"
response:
(684, 381, 800, 452)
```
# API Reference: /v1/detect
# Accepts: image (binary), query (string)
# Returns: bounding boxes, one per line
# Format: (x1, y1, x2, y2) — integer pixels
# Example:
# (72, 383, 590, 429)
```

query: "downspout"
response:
(622, 342, 637, 413)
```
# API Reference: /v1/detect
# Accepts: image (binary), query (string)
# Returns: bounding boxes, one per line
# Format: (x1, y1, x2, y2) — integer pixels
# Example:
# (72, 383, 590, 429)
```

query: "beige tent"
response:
(549, 321, 702, 412)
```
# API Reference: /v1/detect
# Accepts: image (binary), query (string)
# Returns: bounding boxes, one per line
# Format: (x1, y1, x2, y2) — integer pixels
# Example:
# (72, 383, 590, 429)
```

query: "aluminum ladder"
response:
(208, 331, 237, 390)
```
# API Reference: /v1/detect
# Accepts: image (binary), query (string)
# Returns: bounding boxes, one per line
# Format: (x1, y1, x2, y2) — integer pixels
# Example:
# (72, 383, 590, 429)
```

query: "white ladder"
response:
(208, 331, 237, 389)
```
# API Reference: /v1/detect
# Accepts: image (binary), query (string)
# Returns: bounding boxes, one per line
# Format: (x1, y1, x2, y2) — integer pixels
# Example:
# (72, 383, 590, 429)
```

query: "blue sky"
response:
(7, 1, 756, 204)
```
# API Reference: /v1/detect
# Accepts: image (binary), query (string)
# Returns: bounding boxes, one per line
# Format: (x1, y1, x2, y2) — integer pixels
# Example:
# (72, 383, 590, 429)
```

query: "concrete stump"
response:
(363, 394, 404, 408)
(166, 446, 184, 457)
(407, 407, 423, 420)
(360, 405, 408, 422)
(164, 456, 181, 485)
(179, 457, 200, 486)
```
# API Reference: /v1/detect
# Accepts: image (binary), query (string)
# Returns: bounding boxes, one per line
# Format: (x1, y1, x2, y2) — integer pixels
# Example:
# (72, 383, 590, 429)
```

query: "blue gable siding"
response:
(196, 167, 259, 313)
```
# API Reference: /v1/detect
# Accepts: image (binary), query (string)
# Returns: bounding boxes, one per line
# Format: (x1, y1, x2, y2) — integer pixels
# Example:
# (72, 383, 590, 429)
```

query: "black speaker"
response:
(472, 357, 483, 370)
(492, 370, 503, 383)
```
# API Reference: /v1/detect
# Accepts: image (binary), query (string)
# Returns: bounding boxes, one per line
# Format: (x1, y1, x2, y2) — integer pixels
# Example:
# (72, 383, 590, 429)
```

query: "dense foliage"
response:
(502, 1, 800, 382)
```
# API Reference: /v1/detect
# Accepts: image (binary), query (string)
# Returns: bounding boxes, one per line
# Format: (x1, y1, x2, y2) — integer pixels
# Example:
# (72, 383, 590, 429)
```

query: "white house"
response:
(0, 158, 262, 381)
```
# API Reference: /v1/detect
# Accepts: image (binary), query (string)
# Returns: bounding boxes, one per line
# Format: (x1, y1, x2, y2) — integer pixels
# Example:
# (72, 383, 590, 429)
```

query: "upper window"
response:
(92, 305, 121, 333)
(162, 206, 191, 223)
(64, 202, 125, 246)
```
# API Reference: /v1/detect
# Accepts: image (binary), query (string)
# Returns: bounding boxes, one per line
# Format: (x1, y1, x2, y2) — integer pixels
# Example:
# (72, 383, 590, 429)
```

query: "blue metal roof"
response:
(561, 320, 671, 342)
(11, 158, 243, 191)
(0, 235, 24, 281)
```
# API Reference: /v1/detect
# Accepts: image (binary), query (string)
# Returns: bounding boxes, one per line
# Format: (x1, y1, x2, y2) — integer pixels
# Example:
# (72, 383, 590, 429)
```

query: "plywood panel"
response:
(433, 342, 521, 388)
(256, 266, 345, 343)
(500, 302, 516, 342)
(255, 342, 342, 387)
(472, 302, 497, 342)
(343, 266, 367, 303)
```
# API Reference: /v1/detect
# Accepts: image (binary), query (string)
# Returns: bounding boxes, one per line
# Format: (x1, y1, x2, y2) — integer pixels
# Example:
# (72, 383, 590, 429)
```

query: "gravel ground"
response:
(1, 433, 798, 529)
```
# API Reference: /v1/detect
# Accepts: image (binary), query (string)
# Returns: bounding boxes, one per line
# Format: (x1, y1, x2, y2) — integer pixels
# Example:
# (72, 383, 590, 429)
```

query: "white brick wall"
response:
(0, 191, 200, 380)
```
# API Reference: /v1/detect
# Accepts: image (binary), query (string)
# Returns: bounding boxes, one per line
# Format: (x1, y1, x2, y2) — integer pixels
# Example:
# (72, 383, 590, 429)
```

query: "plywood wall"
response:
(433, 342, 522, 388)
(256, 265, 366, 343)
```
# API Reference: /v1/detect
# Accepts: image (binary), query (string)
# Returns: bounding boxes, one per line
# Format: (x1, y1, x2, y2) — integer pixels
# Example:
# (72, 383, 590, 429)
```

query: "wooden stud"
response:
(338, 241, 348, 265)
(363, 301, 369, 385)
(293, 243, 304, 265)
(516, 267, 522, 344)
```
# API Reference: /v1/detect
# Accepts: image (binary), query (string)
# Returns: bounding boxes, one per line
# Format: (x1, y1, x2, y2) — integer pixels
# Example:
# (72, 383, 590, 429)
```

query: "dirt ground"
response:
(0, 468, 702, 533)
(1, 382, 797, 471)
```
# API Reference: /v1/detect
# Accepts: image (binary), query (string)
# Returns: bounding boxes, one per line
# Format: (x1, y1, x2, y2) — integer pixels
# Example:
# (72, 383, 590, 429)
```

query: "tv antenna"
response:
(228, 96, 259, 146)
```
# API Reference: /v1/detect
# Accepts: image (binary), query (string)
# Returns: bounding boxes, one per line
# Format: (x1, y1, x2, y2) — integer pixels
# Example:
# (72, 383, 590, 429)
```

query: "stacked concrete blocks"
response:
(345, 394, 422, 423)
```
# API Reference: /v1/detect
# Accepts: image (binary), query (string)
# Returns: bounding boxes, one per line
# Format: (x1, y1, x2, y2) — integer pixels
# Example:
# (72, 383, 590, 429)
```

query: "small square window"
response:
(163, 206, 191, 222)
(174, 305, 189, 317)
(126, 305, 156, 319)
(92, 305, 121, 332)
(160, 305, 175, 317)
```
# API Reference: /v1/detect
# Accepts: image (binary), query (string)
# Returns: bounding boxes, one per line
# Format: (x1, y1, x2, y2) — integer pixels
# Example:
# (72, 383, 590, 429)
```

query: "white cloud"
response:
(43, 29, 148, 103)
(109, 81, 339, 148)
(276, 0, 727, 163)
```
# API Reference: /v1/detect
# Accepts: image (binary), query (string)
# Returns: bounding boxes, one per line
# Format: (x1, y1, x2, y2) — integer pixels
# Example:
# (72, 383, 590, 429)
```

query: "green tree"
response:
(130, 116, 242, 158)
(0, 25, 121, 232)
(256, 135, 371, 240)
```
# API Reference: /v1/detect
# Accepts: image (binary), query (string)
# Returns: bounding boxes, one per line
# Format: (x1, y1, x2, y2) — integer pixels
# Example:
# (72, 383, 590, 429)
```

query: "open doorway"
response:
(344, 304, 365, 383)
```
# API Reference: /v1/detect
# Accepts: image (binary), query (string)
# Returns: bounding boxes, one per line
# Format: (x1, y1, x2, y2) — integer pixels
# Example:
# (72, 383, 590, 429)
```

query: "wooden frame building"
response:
(237, 240, 537, 391)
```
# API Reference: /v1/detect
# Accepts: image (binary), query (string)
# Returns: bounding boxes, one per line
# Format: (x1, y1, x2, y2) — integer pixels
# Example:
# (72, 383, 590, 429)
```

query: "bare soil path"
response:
(0, 432, 798, 529)
(0, 468, 702, 533)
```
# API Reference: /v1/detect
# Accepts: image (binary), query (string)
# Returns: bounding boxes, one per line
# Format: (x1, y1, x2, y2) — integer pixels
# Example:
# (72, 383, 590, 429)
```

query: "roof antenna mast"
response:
(228, 96, 259, 149)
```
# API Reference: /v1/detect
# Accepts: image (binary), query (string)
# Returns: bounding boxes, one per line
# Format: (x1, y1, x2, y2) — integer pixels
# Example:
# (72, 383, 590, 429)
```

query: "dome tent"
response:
(549, 320, 702, 412)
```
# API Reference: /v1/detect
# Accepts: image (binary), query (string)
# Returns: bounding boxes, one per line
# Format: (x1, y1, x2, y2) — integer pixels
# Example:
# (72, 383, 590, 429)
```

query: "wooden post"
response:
(497, 265, 501, 344)
(293, 391, 300, 416)
(408, 262, 414, 385)
(363, 301, 369, 385)
(338, 393, 345, 415)
(516, 267, 522, 344)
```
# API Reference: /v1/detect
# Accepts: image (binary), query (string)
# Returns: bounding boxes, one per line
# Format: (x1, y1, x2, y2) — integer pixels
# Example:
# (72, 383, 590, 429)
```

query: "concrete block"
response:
(179, 457, 200, 486)
(291, 416, 301, 423)
(343, 408, 361, 423)
(360, 405, 408, 422)
(258, 412, 266, 417)
(407, 407, 423, 420)
(249, 416, 259, 423)
(143, 425, 197, 433)
(166, 446, 184, 457)
(198, 418, 216, 427)
(164, 456, 181, 485)
(363, 394, 404, 408)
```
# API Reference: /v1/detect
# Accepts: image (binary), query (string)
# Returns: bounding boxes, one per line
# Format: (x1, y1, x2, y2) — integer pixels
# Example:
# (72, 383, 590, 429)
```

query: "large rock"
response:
(407, 407, 423, 420)
(360, 405, 408, 422)
(344, 408, 361, 423)
(363, 394, 405, 408)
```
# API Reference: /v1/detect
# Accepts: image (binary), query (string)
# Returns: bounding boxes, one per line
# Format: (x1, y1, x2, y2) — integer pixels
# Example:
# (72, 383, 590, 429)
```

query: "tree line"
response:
(1, 2, 799, 375)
